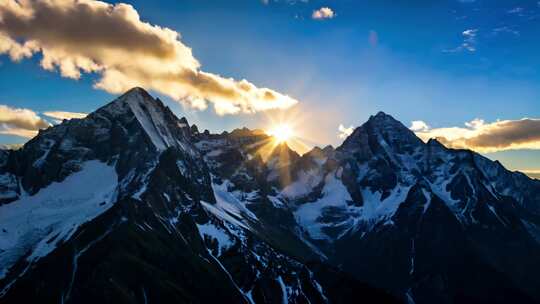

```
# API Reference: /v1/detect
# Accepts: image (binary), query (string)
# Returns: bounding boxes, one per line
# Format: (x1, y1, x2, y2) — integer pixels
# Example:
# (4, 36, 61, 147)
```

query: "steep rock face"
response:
(0, 87, 235, 302)
(194, 111, 540, 303)
(0, 88, 398, 304)
(192, 129, 324, 263)
(0, 87, 196, 202)
(286, 113, 540, 303)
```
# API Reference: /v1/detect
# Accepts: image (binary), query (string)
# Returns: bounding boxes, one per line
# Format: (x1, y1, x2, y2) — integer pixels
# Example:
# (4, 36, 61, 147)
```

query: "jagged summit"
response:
(338, 111, 422, 155)
(102, 86, 162, 111)
(426, 137, 446, 149)
(365, 111, 419, 138)
(228, 127, 267, 138)
(122, 86, 150, 96)
(361, 111, 405, 128)
(304, 145, 334, 159)
(106, 90, 415, 158)
(264, 142, 301, 167)
(371, 111, 393, 120)
(93, 87, 195, 153)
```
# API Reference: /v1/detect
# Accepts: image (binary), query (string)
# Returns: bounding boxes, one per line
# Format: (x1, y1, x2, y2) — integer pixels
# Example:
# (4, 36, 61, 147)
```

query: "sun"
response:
(267, 124, 295, 143)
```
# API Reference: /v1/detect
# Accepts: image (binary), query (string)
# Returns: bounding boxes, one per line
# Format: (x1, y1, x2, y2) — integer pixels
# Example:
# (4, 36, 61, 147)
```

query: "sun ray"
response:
(267, 124, 295, 144)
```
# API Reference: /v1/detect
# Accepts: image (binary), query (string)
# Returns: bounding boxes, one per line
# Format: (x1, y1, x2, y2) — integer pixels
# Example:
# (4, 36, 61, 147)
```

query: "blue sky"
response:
(0, 0, 539, 174)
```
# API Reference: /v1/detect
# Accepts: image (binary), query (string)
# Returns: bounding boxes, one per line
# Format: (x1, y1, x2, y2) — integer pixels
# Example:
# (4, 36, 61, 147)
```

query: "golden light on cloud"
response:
(0, 104, 50, 138)
(411, 117, 540, 153)
(0, 0, 298, 115)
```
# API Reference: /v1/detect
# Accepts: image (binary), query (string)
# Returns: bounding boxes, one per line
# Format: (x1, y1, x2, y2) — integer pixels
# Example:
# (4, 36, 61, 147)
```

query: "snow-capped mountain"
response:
(0, 87, 539, 303)
(0, 88, 396, 304)
(191, 110, 540, 303)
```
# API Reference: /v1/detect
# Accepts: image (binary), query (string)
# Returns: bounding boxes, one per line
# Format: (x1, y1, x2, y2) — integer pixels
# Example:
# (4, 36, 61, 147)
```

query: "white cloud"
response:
(0, 105, 50, 138)
(312, 7, 335, 20)
(0, 106, 92, 139)
(409, 120, 429, 132)
(0, 0, 298, 115)
(43, 111, 87, 121)
(413, 117, 540, 153)
(338, 124, 354, 139)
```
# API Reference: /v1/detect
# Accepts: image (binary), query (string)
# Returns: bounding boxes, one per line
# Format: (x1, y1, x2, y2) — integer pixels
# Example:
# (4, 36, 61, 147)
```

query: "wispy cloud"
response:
(444, 29, 478, 53)
(492, 26, 520, 36)
(0, 0, 298, 115)
(338, 124, 354, 139)
(411, 118, 540, 153)
(508, 7, 524, 14)
(312, 7, 335, 20)
(0, 105, 50, 138)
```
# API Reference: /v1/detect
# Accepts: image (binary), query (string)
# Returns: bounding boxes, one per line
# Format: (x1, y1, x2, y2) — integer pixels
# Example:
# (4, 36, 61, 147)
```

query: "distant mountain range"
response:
(1, 87, 539, 304)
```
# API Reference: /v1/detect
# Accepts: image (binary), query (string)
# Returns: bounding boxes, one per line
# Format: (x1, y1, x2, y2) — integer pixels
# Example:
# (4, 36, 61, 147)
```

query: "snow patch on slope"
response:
(126, 94, 170, 151)
(294, 170, 411, 241)
(281, 169, 323, 199)
(294, 171, 354, 240)
(197, 222, 234, 256)
(210, 180, 258, 221)
(0, 160, 118, 279)
(359, 185, 410, 224)
(0, 173, 19, 201)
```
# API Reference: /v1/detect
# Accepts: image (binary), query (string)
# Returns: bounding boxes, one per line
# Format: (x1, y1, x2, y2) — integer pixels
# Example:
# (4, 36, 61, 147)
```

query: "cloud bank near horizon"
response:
(0, 0, 298, 115)
(0, 104, 50, 138)
(0, 105, 89, 138)
(411, 118, 540, 153)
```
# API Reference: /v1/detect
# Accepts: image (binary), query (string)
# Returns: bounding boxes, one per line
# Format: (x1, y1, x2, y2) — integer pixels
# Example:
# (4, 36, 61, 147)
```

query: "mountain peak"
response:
(267, 141, 300, 162)
(98, 87, 163, 115)
(367, 111, 402, 126)
(427, 137, 446, 149)
(122, 86, 152, 98)
(95, 87, 194, 152)
(366, 111, 421, 141)
(373, 111, 391, 118)
(117, 86, 160, 107)
(338, 111, 423, 154)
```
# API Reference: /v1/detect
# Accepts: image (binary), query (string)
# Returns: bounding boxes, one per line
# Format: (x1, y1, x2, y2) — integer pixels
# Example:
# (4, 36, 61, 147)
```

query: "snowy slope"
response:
(0, 160, 118, 281)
